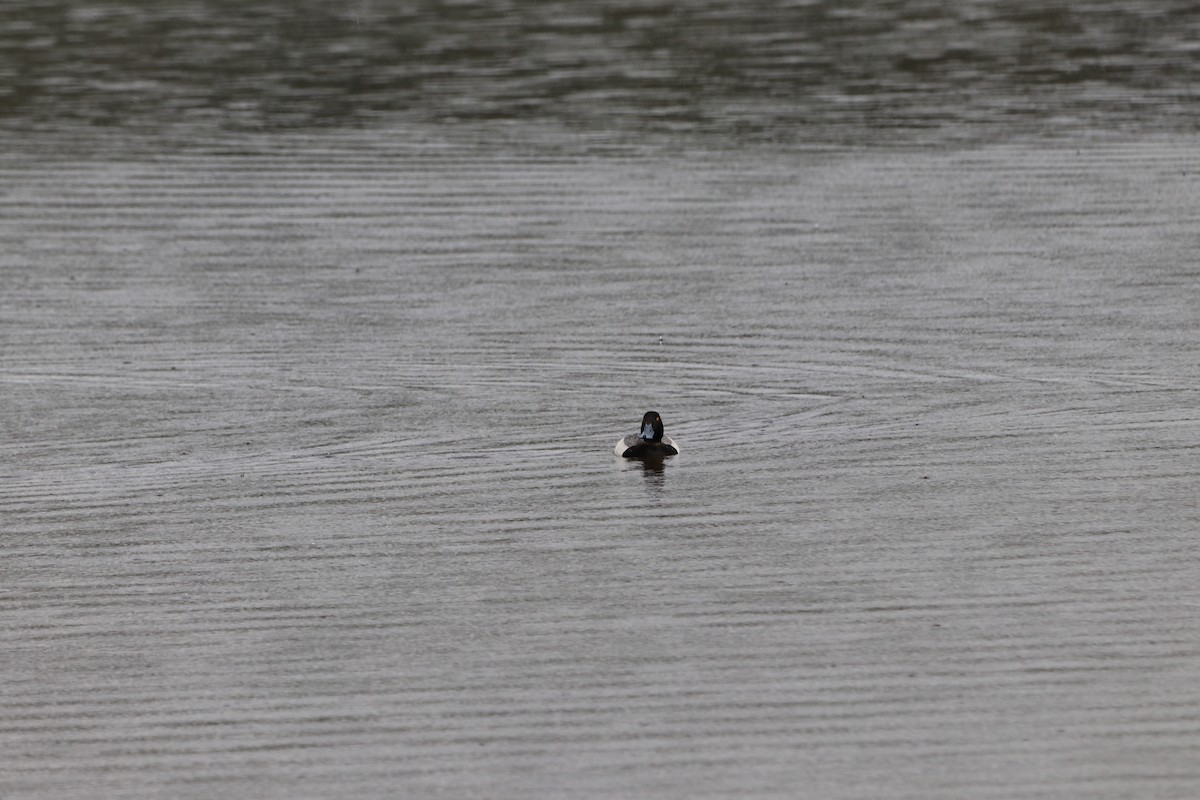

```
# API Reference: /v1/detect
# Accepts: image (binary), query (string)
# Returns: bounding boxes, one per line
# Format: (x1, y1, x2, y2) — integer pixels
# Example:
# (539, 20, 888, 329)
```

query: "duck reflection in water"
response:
(635, 451, 668, 480)
(617, 445, 670, 494)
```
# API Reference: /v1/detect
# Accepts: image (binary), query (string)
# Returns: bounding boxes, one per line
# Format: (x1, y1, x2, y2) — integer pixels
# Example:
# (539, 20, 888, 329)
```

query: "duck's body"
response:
(614, 411, 679, 458)
(614, 435, 679, 458)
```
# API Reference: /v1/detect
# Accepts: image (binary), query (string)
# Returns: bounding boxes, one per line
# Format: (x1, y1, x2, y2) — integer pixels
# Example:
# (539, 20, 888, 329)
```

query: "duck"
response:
(614, 410, 680, 458)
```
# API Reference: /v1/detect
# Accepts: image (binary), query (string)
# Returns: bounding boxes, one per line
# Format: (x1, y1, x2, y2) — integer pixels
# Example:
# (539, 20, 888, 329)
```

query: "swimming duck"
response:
(614, 410, 680, 458)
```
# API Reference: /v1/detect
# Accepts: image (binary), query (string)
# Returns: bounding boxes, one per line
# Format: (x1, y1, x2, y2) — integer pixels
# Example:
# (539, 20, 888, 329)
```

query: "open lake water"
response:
(3, 2, 1200, 798)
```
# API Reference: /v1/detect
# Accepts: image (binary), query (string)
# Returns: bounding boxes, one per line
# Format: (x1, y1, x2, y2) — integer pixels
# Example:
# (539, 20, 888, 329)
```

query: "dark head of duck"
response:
(640, 410, 665, 441)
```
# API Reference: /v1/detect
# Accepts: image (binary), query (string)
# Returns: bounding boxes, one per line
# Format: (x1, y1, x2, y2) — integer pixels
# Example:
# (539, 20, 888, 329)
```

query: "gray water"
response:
(4, 3, 1200, 799)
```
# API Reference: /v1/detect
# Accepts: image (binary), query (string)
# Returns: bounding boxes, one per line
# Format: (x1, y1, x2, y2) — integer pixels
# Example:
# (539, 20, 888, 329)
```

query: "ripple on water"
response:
(3, 134, 1200, 799)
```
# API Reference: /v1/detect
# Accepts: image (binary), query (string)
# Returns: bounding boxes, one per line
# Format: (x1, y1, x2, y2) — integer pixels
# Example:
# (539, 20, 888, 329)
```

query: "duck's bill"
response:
(641, 422, 655, 439)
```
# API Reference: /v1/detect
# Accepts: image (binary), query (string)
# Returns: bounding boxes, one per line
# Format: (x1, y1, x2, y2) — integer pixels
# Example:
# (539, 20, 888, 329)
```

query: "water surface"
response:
(3, 2, 1200, 798)
(4, 1, 1200, 140)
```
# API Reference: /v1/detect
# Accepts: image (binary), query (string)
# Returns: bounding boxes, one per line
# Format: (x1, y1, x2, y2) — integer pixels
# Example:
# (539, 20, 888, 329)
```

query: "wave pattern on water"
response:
(3, 1, 1200, 141)
(4, 136, 1200, 798)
